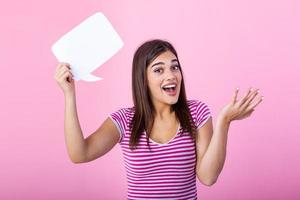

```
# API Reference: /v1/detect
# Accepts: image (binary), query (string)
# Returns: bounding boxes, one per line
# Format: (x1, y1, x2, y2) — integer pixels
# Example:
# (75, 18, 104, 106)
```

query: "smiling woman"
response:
(130, 40, 197, 150)
(54, 39, 263, 200)
(107, 40, 212, 199)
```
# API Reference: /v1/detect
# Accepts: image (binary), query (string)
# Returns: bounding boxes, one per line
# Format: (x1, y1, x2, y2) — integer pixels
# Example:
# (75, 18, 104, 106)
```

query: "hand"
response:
(219, 87, 264, 123)
(54, 62, 75, 96)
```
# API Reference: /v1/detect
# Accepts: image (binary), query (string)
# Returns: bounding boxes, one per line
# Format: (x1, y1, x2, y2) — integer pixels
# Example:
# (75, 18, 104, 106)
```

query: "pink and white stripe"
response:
(110, 100, 211, 200)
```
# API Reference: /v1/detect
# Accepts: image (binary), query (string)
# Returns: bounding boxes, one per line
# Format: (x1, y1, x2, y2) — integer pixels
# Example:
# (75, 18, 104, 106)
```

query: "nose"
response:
(165, 68, 176, 81)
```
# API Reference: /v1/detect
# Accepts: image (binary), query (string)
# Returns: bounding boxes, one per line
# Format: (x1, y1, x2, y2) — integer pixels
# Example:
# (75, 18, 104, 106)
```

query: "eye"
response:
(171, 65, 180, 71)
(154, 68, 163, 73)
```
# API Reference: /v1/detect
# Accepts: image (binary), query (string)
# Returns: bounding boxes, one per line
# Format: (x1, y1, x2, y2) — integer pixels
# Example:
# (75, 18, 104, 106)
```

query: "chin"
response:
(165, 97, 179, 105)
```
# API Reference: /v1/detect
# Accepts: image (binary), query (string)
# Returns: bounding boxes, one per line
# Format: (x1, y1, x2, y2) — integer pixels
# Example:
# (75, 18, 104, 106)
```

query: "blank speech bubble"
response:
(51, 12, 124, 82)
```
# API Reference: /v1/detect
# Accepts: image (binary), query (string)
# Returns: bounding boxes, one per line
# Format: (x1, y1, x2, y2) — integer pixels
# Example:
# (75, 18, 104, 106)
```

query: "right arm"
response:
(55, 63, 120, 164)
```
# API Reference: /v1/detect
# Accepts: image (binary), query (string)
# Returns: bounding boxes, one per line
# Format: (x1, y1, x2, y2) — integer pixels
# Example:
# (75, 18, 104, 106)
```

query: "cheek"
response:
(147, 76, 161, 93)
(177, 72, 182, 82)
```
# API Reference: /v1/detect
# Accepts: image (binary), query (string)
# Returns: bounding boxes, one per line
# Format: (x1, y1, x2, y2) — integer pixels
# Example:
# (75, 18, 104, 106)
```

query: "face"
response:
(146, 50, 182, 107)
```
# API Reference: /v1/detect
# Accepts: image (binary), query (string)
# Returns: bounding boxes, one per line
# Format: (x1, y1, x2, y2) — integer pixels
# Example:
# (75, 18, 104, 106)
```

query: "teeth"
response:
(163, 84, 176, 89)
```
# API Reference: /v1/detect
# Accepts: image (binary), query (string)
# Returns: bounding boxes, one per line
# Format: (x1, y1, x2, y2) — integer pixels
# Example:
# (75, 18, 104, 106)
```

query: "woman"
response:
(54, 39, 263, 199)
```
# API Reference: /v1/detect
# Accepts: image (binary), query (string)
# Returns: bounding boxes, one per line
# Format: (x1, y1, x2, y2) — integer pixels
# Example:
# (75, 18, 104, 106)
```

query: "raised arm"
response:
(54, 63, 120, 164)
(196, 87, 263, 186)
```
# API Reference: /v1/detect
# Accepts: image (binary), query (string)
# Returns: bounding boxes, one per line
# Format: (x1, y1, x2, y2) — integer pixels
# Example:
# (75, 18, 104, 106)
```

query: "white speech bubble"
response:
(51, 12, 123, 81)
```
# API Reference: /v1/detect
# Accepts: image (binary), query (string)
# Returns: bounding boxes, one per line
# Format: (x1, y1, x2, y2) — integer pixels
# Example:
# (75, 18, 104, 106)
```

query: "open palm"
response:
(220, 88, 264, 123)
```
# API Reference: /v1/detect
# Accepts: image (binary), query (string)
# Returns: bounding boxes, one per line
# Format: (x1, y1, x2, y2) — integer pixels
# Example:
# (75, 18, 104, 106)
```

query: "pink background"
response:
(1, 0, 299, 199)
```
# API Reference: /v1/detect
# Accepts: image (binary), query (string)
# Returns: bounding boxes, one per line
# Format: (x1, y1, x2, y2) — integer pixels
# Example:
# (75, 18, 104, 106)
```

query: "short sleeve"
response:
(109, 108, 128, 143)
(195, 100, 212, 129)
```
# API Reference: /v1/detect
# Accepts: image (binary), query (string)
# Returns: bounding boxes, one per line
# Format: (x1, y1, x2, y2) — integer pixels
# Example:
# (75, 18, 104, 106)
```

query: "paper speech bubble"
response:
(51, 12, 123, 81)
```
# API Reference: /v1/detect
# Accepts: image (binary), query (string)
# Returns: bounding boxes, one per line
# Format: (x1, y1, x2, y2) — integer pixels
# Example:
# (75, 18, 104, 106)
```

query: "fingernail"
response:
(257, 90, 260, 93)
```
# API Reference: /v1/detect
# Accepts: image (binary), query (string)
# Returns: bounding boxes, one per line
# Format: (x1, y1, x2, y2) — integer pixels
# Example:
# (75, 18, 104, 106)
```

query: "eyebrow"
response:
(151, 59, 178, 68)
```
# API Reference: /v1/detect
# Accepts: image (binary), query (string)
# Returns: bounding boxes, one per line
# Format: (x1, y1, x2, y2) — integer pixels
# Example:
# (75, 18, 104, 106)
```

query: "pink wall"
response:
(1, 0, 299, 199)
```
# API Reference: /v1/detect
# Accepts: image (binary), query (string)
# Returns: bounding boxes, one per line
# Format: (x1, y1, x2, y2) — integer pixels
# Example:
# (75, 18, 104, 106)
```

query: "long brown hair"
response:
(129, 39, 197, 150)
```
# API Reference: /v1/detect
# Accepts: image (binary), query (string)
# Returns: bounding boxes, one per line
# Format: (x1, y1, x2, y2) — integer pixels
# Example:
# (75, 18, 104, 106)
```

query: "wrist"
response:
(64, 91, 76, 99)
(217, 114, 231, 126)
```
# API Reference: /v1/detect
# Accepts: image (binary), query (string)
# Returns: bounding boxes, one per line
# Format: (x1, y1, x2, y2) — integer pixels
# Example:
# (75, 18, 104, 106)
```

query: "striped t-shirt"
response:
(109, 99, 211, 200)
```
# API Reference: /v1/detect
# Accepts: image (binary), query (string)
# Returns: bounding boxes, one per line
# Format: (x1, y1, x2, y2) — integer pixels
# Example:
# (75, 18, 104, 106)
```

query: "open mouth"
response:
(162, 84, 177, 96)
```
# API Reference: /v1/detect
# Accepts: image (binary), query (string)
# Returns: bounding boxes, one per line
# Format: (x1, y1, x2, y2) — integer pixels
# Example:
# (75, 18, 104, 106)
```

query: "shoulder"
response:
(187, 99, 211, 119)
(187, 99, 210, 111)
(110, 106, 135, 121)
(187, 99, 212, 128)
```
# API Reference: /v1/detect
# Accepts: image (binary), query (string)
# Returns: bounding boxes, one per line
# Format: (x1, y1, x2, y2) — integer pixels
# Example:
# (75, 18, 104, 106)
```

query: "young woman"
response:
(54, 39, 263, 199)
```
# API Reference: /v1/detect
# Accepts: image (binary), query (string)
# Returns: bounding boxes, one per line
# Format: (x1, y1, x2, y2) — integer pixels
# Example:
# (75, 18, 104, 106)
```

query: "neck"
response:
(153, 102, 174, 120)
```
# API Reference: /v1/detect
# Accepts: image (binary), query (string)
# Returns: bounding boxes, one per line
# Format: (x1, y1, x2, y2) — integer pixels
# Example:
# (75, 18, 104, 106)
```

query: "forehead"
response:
(151, 50, 177, 64)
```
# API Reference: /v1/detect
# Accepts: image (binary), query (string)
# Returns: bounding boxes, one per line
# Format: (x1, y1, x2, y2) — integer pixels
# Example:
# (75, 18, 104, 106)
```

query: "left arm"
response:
(195, 115, 229, 186)
(196, 87, 263, 186)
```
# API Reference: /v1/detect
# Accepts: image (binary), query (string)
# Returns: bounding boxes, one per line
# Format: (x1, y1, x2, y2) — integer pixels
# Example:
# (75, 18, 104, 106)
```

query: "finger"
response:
(59, 72, 72, 83)
(56, 66, 72, 78)
(58, 70, 73, 82)
(63, 72, 74, 83)
(64, 72, 74, 83)
(247, 95, 264, 110)
(238, 87, 253, 106)
(55, 64, 66, 76)
(55, 68, 66, 79)
(56, 63, 71, 73)
(232, 87, 239, 103)
(240, 89, 260, 110)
